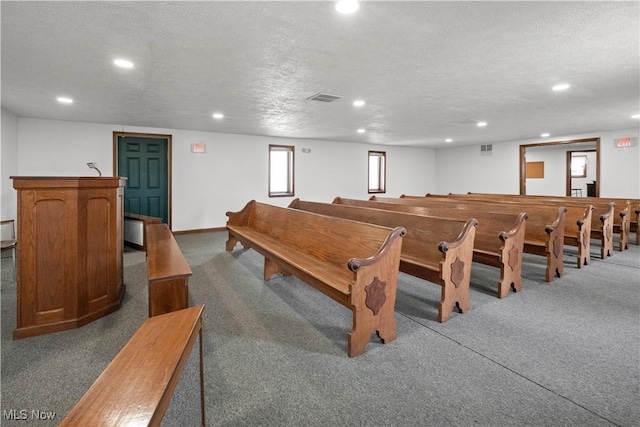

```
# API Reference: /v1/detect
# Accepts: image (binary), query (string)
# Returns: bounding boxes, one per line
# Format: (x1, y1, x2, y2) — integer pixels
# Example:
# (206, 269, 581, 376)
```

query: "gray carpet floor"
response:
(1, 231, 639, 426)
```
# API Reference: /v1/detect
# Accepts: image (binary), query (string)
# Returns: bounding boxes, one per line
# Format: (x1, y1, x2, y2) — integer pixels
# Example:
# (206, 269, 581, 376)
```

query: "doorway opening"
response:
(519, 137, 600, 197)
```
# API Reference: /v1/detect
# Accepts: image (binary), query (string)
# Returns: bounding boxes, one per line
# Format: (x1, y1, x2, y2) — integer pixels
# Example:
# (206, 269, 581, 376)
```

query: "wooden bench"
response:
(372, 196, 566, 283)
(598, 197, 639, 246)
(454, 193, 620, 257)
(608, 198, 639, 245)
(332, 197, 527, 298)
(226, 200, 406, 357)
(562, 198, 629, 252)
(146, 223, 192, 317)
(124, 213, 162, 251)
(289, 199, 478, 322)
(419, 194, 598, 266)
(464, 194, 639, 247)
(60, 305, 206, 427)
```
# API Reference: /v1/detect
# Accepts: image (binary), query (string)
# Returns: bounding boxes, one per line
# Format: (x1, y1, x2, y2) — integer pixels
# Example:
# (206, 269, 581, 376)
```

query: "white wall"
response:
(1, 108, 19, 221)
(598, 130, 640, 197)
(434, 129, 640, 198)
(431, 142, 522, 195)
(8, 118, 435, 230)
(524, 146, 567, 196)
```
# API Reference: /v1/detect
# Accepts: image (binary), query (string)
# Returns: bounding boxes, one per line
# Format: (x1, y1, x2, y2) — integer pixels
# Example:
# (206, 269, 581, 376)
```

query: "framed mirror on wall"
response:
(519, 138, 600, 197)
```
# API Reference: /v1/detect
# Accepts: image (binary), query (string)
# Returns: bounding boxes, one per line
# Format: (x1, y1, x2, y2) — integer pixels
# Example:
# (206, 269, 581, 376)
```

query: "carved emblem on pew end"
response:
(451, 257, 465, 288)
(552, 236, 561, 259)
(508, 245, 519, 271)
(365, 277, 386, 315)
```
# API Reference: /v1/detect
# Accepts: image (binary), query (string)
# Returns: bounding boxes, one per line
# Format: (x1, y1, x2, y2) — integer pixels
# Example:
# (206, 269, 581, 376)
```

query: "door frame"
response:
(112, 131, 172, 229)
(519, 137, 600, 197)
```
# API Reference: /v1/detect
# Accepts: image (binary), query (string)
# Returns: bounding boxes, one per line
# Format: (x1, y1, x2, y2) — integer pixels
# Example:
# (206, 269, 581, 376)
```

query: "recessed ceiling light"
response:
(353, 100, 365, 107)
(445, 138, 453, 143)
(632, 113, 640, 119)
(477, 121, 487, 127)
(114, 59, 134, 69)
(357, 128, 366, 133)
(335, 0, 359, 14)
(541, 133, 550, 137)
(552, 83, 570, 91)
(57, 97, 73, 104)
(212, 113, 224, 119)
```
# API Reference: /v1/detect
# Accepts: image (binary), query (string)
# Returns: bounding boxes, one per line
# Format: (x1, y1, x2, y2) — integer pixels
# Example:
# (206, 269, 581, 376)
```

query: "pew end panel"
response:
(493, 212, 528, 298)
(614, 201, 631, 251)
(564, 205, 593, 269)
(225, 200, 256, 251)
(593, 203, 615, 258)
(346, 227, 405, 356)
(435, 219, 478, 322)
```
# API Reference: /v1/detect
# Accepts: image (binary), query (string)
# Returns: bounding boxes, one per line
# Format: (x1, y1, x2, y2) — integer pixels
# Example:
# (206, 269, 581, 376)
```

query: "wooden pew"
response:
(60, 305, 206, 427)
(331, 197, 526, 298)
(452, 193, 621, 257)
(411, 195, 594, 269)
(460, 194, 638, 246)
(289, 199, 478, 321)
(146, 223, 192, 317)
(372, 196, 566, 283)
(523, 196, 636, 249)
(226, 200, 406, 357)
(599, 197, 639, 246)
(559, 197, 632, 250)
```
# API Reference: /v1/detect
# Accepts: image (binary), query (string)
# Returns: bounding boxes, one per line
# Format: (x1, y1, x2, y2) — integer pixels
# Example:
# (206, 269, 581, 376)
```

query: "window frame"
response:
(268, 144, 295, 197)
(368, 150, 387, 194)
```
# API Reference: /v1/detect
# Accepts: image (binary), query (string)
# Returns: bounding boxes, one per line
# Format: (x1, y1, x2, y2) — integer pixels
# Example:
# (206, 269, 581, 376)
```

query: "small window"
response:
(571, 155, 587, 178)
(269, 145, 295, 197)
(368, 151, 386, 194)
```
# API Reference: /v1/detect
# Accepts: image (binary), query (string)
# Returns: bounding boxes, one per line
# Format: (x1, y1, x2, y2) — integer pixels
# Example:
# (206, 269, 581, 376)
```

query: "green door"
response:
(117, 135, 169, 223)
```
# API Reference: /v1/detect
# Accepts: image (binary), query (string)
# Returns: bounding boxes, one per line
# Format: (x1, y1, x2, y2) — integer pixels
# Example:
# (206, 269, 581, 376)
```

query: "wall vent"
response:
(306, 92, 343, 102)
(480, 144, 493, 156)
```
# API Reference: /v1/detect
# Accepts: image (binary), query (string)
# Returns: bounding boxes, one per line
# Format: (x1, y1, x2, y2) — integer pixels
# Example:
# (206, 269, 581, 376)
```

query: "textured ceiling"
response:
(2, 1, 639, 148)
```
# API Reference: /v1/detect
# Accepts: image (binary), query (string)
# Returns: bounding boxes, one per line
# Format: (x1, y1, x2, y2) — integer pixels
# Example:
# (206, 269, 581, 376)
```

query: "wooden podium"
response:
(11, 177, 127, 339)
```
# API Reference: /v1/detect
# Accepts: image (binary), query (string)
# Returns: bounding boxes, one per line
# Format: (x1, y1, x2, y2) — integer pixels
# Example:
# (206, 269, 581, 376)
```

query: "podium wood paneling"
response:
(11, 177, 126, 339)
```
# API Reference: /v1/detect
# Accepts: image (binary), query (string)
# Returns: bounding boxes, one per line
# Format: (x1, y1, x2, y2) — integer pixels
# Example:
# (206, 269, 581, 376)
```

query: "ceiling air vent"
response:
(306, 92, 343, 103)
